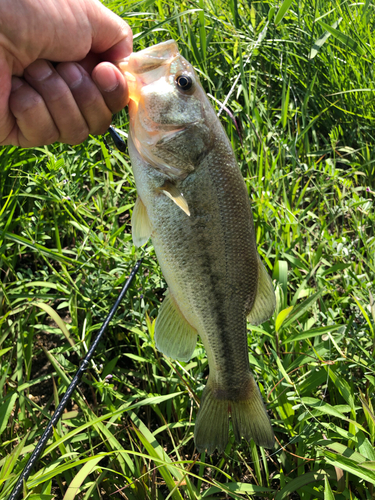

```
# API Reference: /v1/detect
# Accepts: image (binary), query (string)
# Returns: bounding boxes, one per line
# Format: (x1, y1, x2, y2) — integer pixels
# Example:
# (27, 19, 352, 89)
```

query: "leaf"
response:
(309, 19, 341, 59)
(318, 20, 366, 56)
(0, 392, 18, 436)
(321, 262, 351, 277)
(0, 230, 90, 267)
(324, 476, 335, 500)
(281, 77, 290, 128)
(360, 461, 375, 471)
(30, 302, 75, 347)
(27, 496, 55, 500)
(268, 6, 276, 21)
(276, 306, 294, 333)
(69, 221, 90, 235)
(272, 350, 293, 385)
(323, 450, 375, 483)
(130, 411, 185, 500)
(0, 433, 28, 482)
(323, 442, 367, 463)
(276, 469, 336, 500)
(352, 296, 374, 335)
(369, 290, 375, 324)
(301, 398, 366, 431)
(282, 289, 324, 328)
(202, 482, 273, 497)
(0, 347, 12, 357)
(133, 9, 202, 41)
(284, 324, 342, 343)
(357, 433, 375, 461)
(27, 455, 106, 488)
(360, 393, 375, 443)
(274, 0, 294, 25)
(63, 455, 105, 500)
(42, 387, 182, 457)
(273, 260, 288, 307)
(327, 368, 355, 410)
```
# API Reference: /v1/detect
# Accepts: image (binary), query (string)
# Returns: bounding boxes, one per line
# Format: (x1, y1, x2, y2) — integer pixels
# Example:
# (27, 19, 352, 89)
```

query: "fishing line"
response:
(8, 257, 144, 500)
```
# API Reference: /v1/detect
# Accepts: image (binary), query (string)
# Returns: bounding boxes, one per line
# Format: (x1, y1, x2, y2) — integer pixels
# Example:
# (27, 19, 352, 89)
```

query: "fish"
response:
(117, 40, 276, 453)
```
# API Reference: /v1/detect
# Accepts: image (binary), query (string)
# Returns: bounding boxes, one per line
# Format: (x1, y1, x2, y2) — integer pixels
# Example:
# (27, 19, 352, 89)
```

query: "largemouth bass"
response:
(118, 40, 276, 453)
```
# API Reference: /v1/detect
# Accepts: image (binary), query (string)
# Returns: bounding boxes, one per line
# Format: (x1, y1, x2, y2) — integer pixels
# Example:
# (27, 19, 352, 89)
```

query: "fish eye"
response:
(176, 74, 193, 91)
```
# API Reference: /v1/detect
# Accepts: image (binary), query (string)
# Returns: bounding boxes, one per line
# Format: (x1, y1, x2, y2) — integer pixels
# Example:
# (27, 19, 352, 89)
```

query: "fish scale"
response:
(118, 39, 276, 453)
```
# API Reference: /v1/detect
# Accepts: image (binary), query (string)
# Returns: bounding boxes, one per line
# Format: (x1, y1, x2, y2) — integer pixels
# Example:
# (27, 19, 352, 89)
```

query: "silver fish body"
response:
(118, 40, 276, 453)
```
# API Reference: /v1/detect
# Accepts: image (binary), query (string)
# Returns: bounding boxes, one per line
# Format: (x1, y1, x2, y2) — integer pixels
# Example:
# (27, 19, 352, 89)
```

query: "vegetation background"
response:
(1, 0, 375, 498)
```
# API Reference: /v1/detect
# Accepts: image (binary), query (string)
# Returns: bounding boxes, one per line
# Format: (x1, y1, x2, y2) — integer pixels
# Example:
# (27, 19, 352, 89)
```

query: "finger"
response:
(0, 58, 15, 144)
(77, 52, 101, 76)
(56, 62, 112, 135)
(8, 76, 59, 147)
(91, 62, 129, 112)
(24, 60, 91, 145)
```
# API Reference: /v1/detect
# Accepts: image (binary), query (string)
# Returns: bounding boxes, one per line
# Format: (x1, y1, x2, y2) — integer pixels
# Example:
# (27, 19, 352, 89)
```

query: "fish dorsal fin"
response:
(131, 196, 152, 247)
(247, 257, 276, 326)
(158, 181, 190, 216)
(155, 289, 197, 362)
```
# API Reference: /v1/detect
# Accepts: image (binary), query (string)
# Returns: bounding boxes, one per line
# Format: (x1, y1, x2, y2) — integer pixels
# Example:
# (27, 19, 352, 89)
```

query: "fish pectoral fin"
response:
(247, 257, 276, 326)
(157, 181, 190, 216)
(154, 289, 197, 362)
(131, 196, 152, 247)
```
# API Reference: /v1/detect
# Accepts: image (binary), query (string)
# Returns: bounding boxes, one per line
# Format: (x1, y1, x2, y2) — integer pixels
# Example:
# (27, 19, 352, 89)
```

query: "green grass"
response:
(1, 0, 375, 498)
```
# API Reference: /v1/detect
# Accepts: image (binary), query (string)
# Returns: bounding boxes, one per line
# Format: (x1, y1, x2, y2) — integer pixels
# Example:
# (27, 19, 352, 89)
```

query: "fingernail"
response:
(26, 60, 53, 81)
(58, 63, 83, 89)
(95, 66, 119, 92)
(11, 76, 23, 92)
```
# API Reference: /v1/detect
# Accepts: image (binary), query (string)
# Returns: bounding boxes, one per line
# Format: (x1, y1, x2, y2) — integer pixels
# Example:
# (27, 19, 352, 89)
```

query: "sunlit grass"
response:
(1, 0, 375, 498)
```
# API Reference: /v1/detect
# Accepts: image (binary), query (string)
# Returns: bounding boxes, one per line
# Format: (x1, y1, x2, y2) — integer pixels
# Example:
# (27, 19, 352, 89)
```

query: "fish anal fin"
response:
(157, 181, 190, 216)
(132, 196, 152, 247)
(154, 289, 197, 362)
(247, 257, 276, 326)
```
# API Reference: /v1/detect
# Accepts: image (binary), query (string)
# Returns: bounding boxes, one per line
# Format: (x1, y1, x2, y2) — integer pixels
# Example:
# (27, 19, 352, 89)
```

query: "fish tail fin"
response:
(230, 378, 275, 449)
(194, 384, 229, 455)
(194, 377, 274, 454)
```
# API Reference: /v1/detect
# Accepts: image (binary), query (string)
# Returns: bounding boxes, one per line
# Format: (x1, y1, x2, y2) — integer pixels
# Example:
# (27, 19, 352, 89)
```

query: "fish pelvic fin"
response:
(155, 289, 197, 362)
(132, 196, 152, 247)
(247, 257, 276, 325)
(194, 376, 274, 454)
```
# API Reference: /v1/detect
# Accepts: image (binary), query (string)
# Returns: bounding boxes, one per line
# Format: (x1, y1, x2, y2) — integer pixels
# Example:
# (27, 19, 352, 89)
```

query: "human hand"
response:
(0, 0, 132, 147)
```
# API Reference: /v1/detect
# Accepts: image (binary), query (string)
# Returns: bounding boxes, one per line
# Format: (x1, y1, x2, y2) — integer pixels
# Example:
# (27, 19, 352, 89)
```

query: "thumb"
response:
(86, 0, 132, 60)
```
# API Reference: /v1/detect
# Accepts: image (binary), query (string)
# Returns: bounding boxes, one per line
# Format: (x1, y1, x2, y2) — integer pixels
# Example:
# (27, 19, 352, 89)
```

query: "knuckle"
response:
(80, 87, 103, 111)
(44, 130, 60, 145)
(118, 21, 133, 43)
(10, 91, 44, 116)
(65, 125, 89, 146)
(45, 85, 72, 106)
(21, 129, 59, 148)
(90, 113, 112, 136)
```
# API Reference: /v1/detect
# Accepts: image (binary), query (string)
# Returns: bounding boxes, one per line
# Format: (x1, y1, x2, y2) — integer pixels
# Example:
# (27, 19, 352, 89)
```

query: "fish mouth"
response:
(117, 40, 179, 76)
